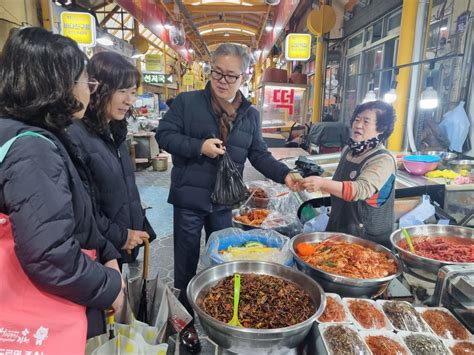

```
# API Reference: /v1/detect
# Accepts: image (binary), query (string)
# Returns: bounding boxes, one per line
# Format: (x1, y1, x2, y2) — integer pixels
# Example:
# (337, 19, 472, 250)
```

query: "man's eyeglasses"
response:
(210, 70, 242, 84)
(75, 79, 99, 94)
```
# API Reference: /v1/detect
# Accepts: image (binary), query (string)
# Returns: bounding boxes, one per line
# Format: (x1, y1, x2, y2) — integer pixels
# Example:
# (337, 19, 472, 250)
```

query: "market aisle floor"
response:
(135, 166, 222, 355)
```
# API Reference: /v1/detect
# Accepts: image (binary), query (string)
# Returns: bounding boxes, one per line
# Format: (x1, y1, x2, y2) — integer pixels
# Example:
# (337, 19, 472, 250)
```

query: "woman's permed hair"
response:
(0, 27, 87, 132)
(350, 100, 396, 140)
(211, 44, 251, 73)
(84, 51, 140, 133)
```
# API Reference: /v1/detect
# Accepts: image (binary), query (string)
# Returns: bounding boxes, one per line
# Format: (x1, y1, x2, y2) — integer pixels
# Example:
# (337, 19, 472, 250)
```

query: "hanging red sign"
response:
(272, 88, 295, 115)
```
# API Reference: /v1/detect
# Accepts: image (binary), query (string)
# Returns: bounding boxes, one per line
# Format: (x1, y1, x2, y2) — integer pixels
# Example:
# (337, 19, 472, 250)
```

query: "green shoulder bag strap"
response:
(0, 131, 55, 164)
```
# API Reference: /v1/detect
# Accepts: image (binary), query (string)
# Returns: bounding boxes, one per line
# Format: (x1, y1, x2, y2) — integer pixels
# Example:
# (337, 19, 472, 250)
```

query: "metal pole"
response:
(311, 1, 327, 123)
(387, 0, 419, 151)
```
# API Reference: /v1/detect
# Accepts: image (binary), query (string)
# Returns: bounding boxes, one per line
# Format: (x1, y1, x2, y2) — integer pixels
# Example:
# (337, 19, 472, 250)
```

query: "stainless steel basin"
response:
(187, 261, 326, 353)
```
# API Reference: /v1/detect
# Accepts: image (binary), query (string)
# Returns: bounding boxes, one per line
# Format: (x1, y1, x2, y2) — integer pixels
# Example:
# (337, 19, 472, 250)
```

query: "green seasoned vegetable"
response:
(243, 241, 266, 248)
(323, 261, 337, 267)
(403, 333, 449, 355)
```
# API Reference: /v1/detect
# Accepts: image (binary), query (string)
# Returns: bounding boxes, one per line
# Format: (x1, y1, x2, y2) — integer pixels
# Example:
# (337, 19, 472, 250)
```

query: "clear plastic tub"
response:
(416, 307, 473, 341)
(377, 300, 431, 333)
(317, 293, 351, 324)
(319, 323, 371, 355)
(443, 339, 474, 355)
(398, 331, 451, 355)
(343, 298, 393, 331)
(360, 330, 410, 355)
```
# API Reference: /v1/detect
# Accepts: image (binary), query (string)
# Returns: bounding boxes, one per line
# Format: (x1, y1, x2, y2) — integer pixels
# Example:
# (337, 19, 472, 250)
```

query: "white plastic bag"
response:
(202, 227, 293, 267)
(399, 195, 435, 227)
(439, 101, 470, 152)
(90, 333, 168, 355)
(303, 207, 329, 232)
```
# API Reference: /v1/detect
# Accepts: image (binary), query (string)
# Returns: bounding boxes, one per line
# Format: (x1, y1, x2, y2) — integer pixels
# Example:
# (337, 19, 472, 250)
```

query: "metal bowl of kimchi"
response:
(390, 225, 474, 281)
(187, 261, 326, 353)
(290, 232, 402, 298)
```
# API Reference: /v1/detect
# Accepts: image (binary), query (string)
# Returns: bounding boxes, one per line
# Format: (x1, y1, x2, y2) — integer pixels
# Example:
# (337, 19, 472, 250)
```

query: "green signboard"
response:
(143, 73, 173, 85)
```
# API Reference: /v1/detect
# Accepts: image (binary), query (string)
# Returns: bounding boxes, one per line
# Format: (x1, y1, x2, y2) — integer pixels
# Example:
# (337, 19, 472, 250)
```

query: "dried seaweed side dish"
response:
(201, 273, 315, 329)
(450, 341, 474, 355)
(323, 325, 370, 355)
(365, 335, 408, 355)
(382, 301, 430, 332)
(421, 309, 470, 340)
(403, 333, 449, 355)
(319, 296, 346, 323)
(348, 300, 385, 329)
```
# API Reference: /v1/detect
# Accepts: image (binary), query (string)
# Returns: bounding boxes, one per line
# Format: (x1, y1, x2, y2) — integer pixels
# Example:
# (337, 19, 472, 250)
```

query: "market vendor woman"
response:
(302, 100, 397, 247)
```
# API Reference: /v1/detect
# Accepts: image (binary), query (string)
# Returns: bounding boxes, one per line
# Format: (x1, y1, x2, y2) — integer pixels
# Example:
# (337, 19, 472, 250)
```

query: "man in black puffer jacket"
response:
(156, 43, 298, 352)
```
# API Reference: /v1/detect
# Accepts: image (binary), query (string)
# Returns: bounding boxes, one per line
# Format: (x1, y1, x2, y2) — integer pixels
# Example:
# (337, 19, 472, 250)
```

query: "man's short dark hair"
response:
(0, 27, 87, 132)
(166, 97, 175, 107)
(350, 100, 396, 140)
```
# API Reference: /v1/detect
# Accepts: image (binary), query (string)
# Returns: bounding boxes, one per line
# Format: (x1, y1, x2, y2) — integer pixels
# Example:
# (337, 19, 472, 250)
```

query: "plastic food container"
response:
(443, 339, 474, 355)
(317, 293, 351, 324)
(402, 155, 440, 175)
(343, 298, 393, 331)
(377, 300, 431, 333)
(319, 323, 371, 355)
(398, 331, 451, 355)
(360, 330, 410, 355)
(416, 307, 473, 341)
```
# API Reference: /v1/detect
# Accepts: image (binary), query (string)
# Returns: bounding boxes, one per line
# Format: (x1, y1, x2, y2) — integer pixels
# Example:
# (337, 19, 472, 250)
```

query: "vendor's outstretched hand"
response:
(285, 174, 303, 192)
(301, 176, 325, 193)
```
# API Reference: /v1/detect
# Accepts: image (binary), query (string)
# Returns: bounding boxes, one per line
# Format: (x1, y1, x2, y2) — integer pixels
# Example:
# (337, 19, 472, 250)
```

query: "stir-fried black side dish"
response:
(201, 273, 315, 329)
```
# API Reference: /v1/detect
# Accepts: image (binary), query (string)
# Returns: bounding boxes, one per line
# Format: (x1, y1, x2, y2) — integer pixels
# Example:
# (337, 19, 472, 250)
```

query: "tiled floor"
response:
(135, 166, 221, 354)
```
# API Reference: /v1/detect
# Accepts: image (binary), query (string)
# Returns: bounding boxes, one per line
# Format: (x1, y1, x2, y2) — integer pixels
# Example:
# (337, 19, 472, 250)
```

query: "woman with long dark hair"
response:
(0, 27, 123, 343)
(65, 51, 155, 264)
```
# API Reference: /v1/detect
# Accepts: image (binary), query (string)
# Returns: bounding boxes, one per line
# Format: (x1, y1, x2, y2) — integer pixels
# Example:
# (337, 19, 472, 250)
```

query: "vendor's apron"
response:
(326, 148, 396, 248)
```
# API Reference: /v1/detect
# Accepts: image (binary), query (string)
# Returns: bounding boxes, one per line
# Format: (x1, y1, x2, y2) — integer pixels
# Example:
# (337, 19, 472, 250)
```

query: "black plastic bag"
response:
(211, 151, 249, 205)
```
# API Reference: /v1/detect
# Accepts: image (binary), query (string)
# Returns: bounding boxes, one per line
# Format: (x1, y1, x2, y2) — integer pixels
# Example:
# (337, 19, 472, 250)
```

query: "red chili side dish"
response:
(398, 236, 474, 263)
(365, 335, 408, 355)
(318, 296, 346, 323)
(347, 300, 386, 329)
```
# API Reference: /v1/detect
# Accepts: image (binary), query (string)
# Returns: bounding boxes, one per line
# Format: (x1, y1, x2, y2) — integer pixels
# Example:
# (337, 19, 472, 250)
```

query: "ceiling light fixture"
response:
(362, 82, 377, 103)
(265, 17, 273, 32)
(164, 19, 172, 30)
(223, 32, 230, 37)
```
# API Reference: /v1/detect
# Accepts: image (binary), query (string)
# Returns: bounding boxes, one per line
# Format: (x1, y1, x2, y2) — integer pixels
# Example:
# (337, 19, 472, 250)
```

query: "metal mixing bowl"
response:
(448, 159, 474, 173)
(187, 261, 326, 353)
(390, 224, 474, 281)
(290, 232, 402, 298)
(416, 151, 458, 161)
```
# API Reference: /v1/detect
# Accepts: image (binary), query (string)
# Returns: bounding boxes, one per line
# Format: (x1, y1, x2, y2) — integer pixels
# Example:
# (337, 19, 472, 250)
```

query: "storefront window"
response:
(361, 46, 383, 98)
(387, 12, 401, 32)
(372, 20, 383, 42)
(343, 55, 360, 121)
(348, 32, 363, 49)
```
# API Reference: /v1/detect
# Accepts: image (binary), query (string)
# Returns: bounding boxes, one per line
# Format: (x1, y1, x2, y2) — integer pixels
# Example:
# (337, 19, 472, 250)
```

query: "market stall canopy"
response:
(94, 0, 278, 62)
